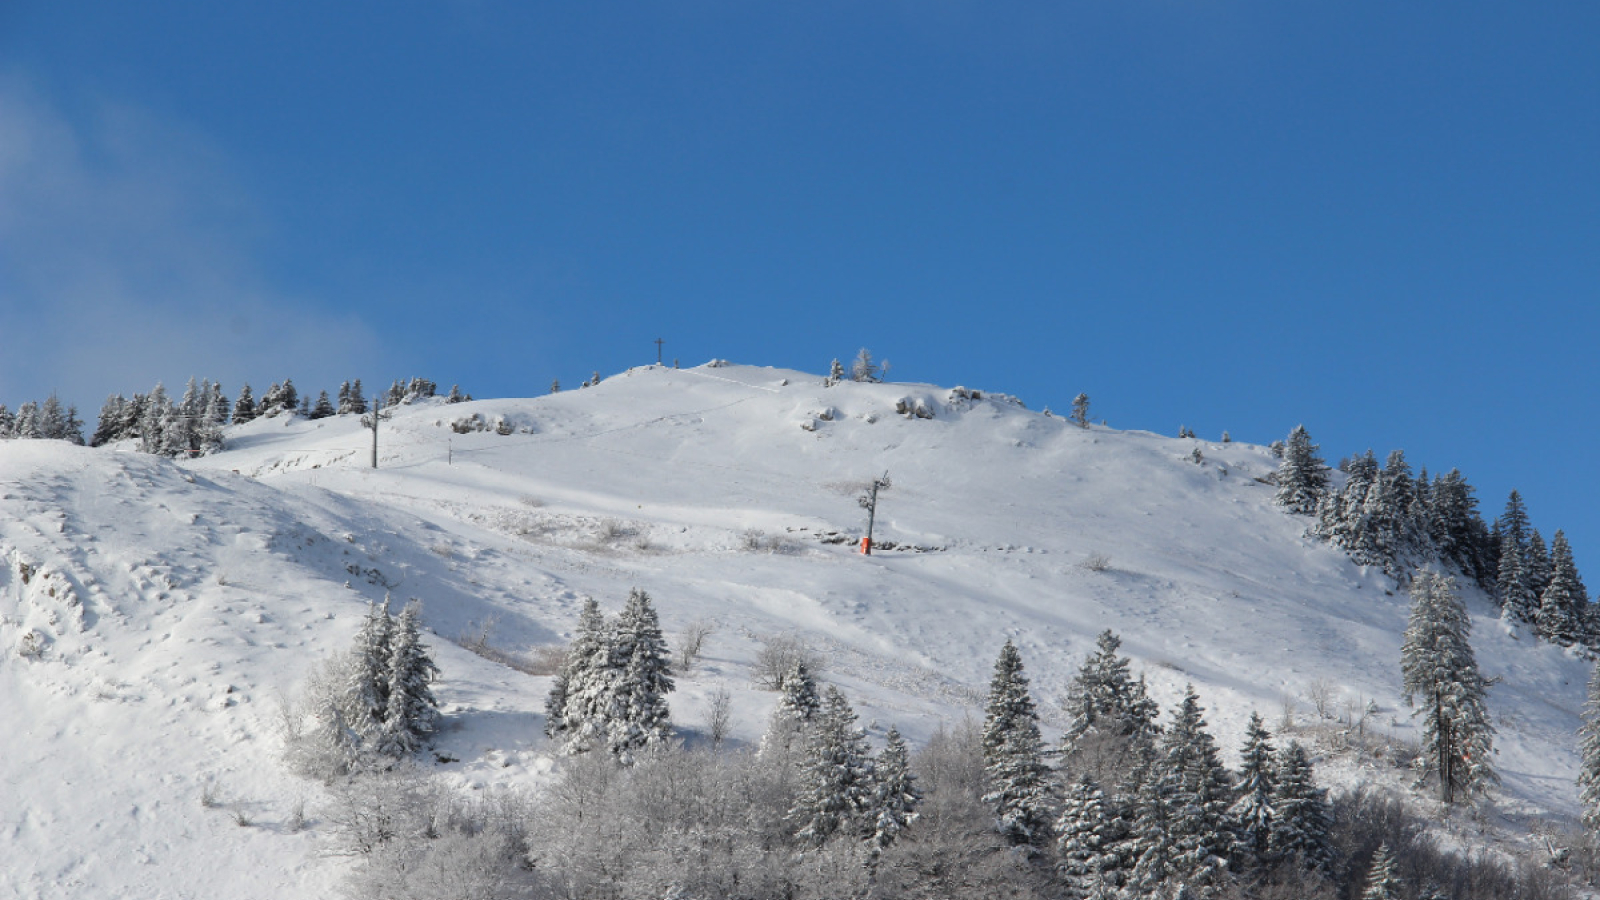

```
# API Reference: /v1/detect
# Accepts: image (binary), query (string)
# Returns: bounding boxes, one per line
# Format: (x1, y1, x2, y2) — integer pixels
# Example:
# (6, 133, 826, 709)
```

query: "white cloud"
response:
(0, 75, 381, 410)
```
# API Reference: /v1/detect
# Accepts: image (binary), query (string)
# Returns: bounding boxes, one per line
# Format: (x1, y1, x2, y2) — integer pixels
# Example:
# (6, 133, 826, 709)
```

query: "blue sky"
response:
(2, 2, 1597, 576)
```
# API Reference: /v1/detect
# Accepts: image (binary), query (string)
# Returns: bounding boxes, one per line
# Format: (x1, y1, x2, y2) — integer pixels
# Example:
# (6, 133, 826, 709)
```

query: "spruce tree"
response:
(1428, 469, 1492, 587)
(232, 384, 257, 424)
(605, 587, 675, 760)
(761, 661, 822, 757)
(1268, 740, 1332, 873)
(0, 403, 12, 438)
(851, 348, 879, 383)
(311, 390, 335, 420)
(981, 640, 1052, 846)
(1526, 529, 1553, 598)
(1538, 530, 1588, 646)
(92, 396, 126, 447)
(1127, 751, 1178, 894)
(1056, 774, 1122, 893)
(1274, 425, 1329, 515)
(1062, 630, 1161, 750)
(869, 726, 921, 851)
(1229, 711, 1276, 866)
(1497, 536, 1538, 626)
(1577, 660, 1600, 830)
(1071, 393, 1091, 428)
(792, 685, 875, 845)
(554, 598, 612, 752)
(1360, 843, 1402, 900)
(1158, 686, 1233, 888)
(376, 600, 440, 756)
(345, 599, 394, 745)
(1401, 572, 1496, 804)
(827, 358, 845, 385)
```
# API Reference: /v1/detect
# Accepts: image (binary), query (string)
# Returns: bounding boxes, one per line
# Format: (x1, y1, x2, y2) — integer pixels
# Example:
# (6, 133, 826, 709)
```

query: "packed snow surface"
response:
(1, 363, 1589, 897)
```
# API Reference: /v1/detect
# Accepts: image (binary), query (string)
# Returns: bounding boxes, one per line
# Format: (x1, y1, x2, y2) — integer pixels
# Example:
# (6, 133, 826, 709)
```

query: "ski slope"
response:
(1, 362, 1589, 897)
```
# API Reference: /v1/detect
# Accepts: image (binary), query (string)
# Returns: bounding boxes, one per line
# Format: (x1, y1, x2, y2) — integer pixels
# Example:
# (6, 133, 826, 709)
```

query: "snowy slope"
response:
(2, 362, 1590, 897)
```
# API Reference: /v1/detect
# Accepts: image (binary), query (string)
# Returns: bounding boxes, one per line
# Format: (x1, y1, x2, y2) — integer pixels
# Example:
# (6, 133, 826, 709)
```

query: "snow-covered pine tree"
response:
(826, 358, 845, 386)
(232, 384, 257, 424)
(1496, 491, 1531, 558)
(347, 379, 367, 415)
(1578, 661, 1600, 830)
(311, 390, 335, 420)
(447, 384, 465, 403)
(175, 378, 203, 455)
(1070, 393, 1091, 428)
(792, 685, 876, 846)
(868, 726, 921, 852)
(1056, 774, 1122, 894)
(981, 640, 1052, 846)
(605, 587, 675, 760)
(337, 382, 351, 415)
(1126, 751, 1177, 894)
(761, 661, 822, 757)
(550, 379, 561, 394)
(1537, 530, 1588, 647)
(376, 601, 440, 757)
(1428, 469, 1493, 588)
(92, 396, 126, 447)
(197, 382, 227, 455)
(851, 348, 879, 383)
(38, 394, 68, 441)
(1062, 630, 1161, 789)
(1267, 740, 1332, 874)
(13, 401, 41, 439)
(345, 598, 395, 745)
(1497, 536, 1538, 626)
(1360, 843, 1402, 900)
(1274, 425, 1329, 515)
(1157, 685, 1232, 889)
(1316, 449, 1383, 566)
(0, 404, 13, 438)
(139, 385, 171, 455)
(1229, 711, 1276, 867)
(280, 378, 299, 414)
(1401, 572, 1497, 804)
(1526, 529, 1553, 598)
(552, 598, 610, 749)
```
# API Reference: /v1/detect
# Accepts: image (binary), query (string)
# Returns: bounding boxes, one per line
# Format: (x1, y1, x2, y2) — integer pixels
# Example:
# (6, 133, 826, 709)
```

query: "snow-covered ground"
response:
(2, 362, 1589, 897)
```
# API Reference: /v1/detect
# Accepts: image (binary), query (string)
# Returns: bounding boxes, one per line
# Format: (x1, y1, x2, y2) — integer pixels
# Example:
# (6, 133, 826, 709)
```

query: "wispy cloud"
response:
(0, 75, 380, 409)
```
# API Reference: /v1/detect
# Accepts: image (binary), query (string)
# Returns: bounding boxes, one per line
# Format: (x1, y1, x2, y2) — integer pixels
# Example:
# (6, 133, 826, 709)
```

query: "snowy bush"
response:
(752, 633, 827, 690)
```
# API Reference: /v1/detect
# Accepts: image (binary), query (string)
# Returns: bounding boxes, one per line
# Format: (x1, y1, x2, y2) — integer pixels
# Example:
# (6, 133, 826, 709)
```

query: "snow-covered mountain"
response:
(2, 362, 1588, 897)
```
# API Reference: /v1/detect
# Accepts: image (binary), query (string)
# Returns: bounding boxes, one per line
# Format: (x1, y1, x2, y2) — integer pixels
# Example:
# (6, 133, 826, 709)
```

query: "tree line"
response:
(1274, 425, 1592, 652)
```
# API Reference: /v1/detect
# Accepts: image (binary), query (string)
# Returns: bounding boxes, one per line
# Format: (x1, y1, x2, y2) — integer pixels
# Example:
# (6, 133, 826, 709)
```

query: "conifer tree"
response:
(1428, 469, 1492, 587)
(1401, 572, 1496, 804)
(1577, 661, 1600, 830)
(1230, 712, 1276, 866)
(1274, 425, 1329, 515)
(550, 379, 561, 394)
(762, 661, 822, 757)
(1538, 530, 1588, 646)
(1158, 686, 1233, 888)
(981, 640, 1052, 845)
(139, 385, 171, 455)
(1526, 529, 1553, 598)
(0, 403, 13, 438)
(92, 396, 126, 447)
(1497, 536, 1538, 626)
(1056, 774, 1122, 893)
(605, 587, 675, 760)
(1063, 630, 1160, 749)
(376, 600, 440, 756)
(346, 598, 394, 744)
(1360, 843, 1402, 900)
(337, 381, 351, 414)
(1496, 491, 1531, 557)
(1268, 741, 1332, 873)
(232, 384, 257, 424)
(826, 358, 845, 386)
(553, 598, 611, 750)
(869, 726, 921, 852)
(1071, 393, 1091, 428)
(311, 390, 335, 420)
(1127, 752, 1178, 894)
(792, 686, 876, 846)
(347, 379, 367, 415)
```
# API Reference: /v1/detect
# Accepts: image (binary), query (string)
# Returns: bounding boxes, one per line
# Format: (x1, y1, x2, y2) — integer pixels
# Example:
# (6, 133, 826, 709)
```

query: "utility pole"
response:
(857, 472, 891, 555)
(360, 393, 391, 469)
(655, 338, 665, 365)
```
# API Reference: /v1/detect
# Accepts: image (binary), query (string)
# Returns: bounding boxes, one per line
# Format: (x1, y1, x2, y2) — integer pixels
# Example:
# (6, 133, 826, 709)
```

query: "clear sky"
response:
(2, 3, 1596, 577)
